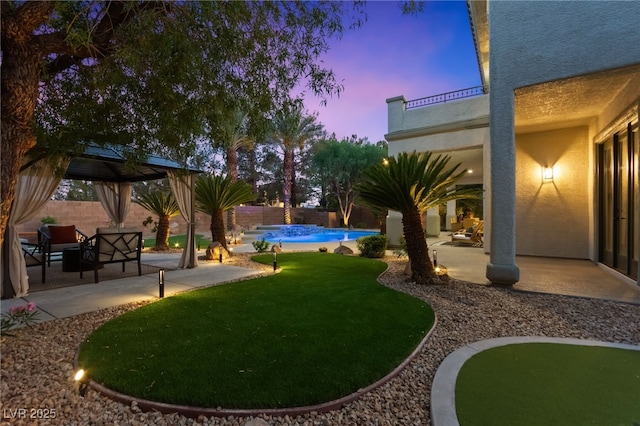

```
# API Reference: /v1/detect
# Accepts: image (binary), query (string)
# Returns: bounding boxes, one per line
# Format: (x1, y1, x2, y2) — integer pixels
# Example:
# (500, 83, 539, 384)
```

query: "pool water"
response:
(261, 225, 378, 243)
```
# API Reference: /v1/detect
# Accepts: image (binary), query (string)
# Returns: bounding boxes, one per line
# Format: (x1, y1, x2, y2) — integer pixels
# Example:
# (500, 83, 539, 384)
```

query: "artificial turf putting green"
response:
(78, 253, 434, 409)
(455, 343, 640, 425)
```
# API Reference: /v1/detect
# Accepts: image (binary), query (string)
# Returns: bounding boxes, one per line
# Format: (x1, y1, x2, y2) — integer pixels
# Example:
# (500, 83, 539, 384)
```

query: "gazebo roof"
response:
(28, 143, 202, 182)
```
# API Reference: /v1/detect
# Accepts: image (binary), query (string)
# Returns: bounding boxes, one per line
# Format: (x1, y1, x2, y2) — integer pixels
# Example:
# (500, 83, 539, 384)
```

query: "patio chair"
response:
(22, 241, 46, 283)
(80, 228, 142, 283)
(451, 221, 484, 247)
(38, 225, 88, 266)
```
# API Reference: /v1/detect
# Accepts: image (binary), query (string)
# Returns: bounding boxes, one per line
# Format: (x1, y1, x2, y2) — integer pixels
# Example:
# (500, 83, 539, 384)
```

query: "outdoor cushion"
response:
(48, 225, 78, 244)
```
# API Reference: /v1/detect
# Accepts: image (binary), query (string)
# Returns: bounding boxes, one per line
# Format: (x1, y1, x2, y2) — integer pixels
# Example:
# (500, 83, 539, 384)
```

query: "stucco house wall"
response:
(487, 0, 640, 284)
(385, 95, 488, 244)
(515, 127, 590, 258)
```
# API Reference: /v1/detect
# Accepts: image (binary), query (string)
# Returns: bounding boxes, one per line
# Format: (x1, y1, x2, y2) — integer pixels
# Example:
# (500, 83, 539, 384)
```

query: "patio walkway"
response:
(2, 235, 639, 324)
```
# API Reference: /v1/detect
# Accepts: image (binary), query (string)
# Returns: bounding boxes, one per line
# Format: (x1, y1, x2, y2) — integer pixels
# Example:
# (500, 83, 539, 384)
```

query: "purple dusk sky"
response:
(304, 0, 481, 143)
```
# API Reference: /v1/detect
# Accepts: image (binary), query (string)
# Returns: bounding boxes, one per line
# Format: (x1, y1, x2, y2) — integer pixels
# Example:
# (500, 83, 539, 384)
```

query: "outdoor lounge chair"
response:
(38, 225, 88, 266)
(451, 221, 484, 247)
(22, 241, 46, 284)
(80, 228, 142, 283)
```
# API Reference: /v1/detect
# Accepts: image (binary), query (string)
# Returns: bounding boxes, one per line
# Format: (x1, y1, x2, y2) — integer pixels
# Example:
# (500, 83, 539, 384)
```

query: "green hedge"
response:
(357, 234, 388, 258)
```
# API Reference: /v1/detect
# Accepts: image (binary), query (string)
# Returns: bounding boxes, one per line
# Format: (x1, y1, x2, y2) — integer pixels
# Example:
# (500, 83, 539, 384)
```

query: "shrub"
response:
(357, 235, 388, 258)
(1, 303, 40, 336)
(319, 246, 328, 252)
(393, 236, 408, 258)
(41, 216, 57, 224)
(252, 238, 270, 253)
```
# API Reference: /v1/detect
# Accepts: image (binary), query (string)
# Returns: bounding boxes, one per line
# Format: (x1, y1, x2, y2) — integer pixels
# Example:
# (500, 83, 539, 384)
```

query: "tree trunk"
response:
(0, 4, 53, 245)
(155, 215, 171, 250)
(290, 164, 297, 208)
(210, 209, 229, 252)
(402, 207, 436, 284)
(282, 148, 294, 224)
(379, 209, 388, 235)
(226, 146, 238, 231)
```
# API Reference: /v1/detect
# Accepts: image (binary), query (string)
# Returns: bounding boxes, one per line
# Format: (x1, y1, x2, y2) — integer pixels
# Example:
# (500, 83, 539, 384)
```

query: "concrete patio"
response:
(2, 234, 639, 324)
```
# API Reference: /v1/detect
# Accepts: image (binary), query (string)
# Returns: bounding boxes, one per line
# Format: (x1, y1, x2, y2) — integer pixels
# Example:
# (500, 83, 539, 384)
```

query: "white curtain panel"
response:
(95, 182, 132, 228)
(168, 171, 198, 269)
(3, 158, 68, 298)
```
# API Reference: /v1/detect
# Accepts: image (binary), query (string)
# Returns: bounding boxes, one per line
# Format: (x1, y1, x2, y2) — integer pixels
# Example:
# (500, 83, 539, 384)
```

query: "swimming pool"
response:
(261, 225, 379, 243)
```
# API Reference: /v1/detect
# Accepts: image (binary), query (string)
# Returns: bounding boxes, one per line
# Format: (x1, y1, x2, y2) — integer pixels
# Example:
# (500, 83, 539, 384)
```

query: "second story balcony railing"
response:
(405, 85, 489, 110)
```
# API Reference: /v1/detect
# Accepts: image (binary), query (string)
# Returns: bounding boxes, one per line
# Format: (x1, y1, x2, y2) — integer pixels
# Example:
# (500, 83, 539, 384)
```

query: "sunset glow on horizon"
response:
(304, 0, 480, 143)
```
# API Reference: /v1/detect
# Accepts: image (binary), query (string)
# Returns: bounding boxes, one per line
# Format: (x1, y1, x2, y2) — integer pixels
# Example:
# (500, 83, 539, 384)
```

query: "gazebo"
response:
(2, 144, 202, 299)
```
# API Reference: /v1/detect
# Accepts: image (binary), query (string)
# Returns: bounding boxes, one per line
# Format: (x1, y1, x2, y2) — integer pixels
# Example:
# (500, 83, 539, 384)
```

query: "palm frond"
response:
(195, 174, 255, 214)
(134, 191, 181, 217)
(356, 151, 483, 214)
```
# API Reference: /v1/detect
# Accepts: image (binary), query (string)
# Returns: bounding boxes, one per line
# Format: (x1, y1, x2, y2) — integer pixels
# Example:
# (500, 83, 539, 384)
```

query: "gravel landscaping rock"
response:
(1, 255, 638, 425)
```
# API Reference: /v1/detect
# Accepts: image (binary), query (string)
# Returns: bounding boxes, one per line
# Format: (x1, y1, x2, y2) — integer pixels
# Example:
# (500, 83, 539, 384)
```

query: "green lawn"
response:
(143, 233, 211, 249)
(78, 253, 434, 409)
(456, 343, 640, 425)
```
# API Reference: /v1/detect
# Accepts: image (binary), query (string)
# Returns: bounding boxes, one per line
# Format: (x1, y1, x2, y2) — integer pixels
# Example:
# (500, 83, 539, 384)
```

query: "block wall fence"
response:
(16, 201, 377, 241)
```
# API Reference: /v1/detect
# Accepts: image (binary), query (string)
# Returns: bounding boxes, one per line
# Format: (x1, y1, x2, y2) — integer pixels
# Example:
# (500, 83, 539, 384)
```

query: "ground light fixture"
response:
(273, 251, 277, 271)
(74, 369, 89, 397)
(219, 252, 223, 263)
(158, 268, 165, 298)
(432, 249, 447, 276)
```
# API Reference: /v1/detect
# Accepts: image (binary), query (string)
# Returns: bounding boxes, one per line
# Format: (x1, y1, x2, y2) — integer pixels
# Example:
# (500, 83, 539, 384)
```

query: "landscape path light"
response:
(74, 369, 89, 397)
(159, 269, 165, 298)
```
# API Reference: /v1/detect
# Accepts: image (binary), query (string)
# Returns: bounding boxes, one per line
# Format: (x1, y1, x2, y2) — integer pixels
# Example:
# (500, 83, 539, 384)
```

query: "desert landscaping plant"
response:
(1, 303, 40, 336)
(252, 238, 270, 253)
(134, 191, 181, 251)
(356, 151, 482, 284)
(195, 175, 255, 253)
(357, 234, 389, 258)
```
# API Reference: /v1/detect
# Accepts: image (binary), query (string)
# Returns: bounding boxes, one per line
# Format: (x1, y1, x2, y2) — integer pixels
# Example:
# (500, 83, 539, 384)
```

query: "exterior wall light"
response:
(543, 166, 554, 181)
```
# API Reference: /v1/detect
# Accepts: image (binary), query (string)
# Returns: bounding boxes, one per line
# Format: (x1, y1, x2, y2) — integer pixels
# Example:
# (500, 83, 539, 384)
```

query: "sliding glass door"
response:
(598, 122, 638, 280)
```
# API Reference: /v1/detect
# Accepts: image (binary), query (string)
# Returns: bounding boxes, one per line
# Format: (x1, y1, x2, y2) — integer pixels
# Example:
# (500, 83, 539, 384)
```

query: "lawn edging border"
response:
(76, 315, 436, 419)
(430, 337, 640, 426)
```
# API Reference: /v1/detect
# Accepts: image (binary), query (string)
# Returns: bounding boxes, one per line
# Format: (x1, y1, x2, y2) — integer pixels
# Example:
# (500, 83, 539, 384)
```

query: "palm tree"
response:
(134, 191, 181, 251)
(272, 103, 322, 224)
(215, 107, 255, 230)
(356, 151, 482, 285)
(195, 174, 255, 253)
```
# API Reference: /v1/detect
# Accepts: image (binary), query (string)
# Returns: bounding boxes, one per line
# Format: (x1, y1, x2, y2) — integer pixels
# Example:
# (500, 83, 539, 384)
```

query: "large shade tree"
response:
(312, 136, 387, 226)
(195, 175, 255, 254)
(356, 151, 482, 285)
(271, 103, 323, 224)
(0, 0, 371, 246)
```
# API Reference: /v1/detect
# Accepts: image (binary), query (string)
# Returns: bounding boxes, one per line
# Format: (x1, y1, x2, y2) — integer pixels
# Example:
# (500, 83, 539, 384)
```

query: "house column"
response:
(486, 85, 520, 285)
(426, 206, 440, 236)
(446, 200, 457, 231)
